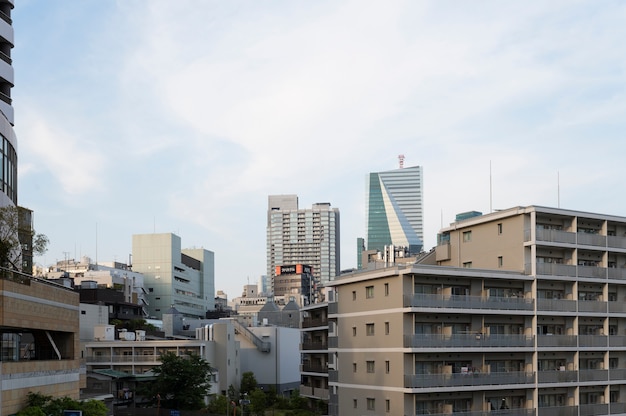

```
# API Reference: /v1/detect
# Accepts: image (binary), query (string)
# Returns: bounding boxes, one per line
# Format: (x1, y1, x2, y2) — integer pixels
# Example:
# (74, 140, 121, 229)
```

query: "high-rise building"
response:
(267, 195, 340, 289)
(365, 165, 423, 256)
(132, 233, 215, 319)
(327, 205, 626, 415)
(0, 0, 16, 207)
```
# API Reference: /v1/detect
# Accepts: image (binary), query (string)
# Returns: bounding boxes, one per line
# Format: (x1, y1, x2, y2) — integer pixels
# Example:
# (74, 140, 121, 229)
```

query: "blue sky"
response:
(12, 1, 626, 299)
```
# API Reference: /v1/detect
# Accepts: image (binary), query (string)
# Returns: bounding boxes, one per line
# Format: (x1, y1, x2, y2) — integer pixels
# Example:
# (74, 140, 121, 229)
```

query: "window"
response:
(367, 398, 375, 411)
(385, 360, 390, 373)
(353, 362, 357, 372)
(367, 360, 375, 373)
(498, 256, 503, 267)
(463, 261, 472, 268)
(353, 399, 357, 409)
(386, 399, 390, 413)
(385, 322, 390, 335)
(384, 283, 389, 296)
(463, 230, 472, 242)
(352, 326, 357, 336)
(366, 286, 374, 298)
(366, 323, 375, 336)
(497, 223, 503, 234)
(352, 290, 356, 301)
(81, 310, 86, 315)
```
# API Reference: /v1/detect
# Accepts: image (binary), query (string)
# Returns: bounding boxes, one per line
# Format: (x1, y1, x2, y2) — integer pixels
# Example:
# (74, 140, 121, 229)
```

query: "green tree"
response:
(249, 388, 267, 416)
(18, 392, 107, 416)
(143, 352, 213, 410)
(240, 371, 258, 396)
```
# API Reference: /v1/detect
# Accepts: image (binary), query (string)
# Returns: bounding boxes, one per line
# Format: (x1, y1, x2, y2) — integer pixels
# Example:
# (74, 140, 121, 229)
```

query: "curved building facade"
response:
(0, 0, 16, 207)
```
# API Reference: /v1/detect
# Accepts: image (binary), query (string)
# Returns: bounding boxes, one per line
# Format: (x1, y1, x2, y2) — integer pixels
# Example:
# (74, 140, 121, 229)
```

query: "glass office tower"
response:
(366, 165, 423, 255)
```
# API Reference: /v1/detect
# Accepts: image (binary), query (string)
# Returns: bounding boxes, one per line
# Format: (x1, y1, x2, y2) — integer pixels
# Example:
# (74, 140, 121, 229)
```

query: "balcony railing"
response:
(328, 370, 338, 383)
(579, 369, 608, 381)
(533, 229, 577, 244)
(537, 335, 577, 348)
(299, 385, 329, 400)
(534, 263, 577, 277)
(405, 371, 535, 388)
(86, 355, 161, 363)
(328, 302, 338, 314)
(537, 370, 577, 383)
(328, 336, 338, 348)
(537, 298, 576, 312)
(579, 403, 609, 416)
(405, 334, 534, 349)
(538, 406, 578, 416)
(301, 363, 328, 373)
(417, 410, 535, 416)
(577, 301, 607, 313)
(301, 341, 327, 350)
(577, 265, 607, 279)
(579, 335, 608, 347)
(577, 232, 607, 247)
(608, 235, 626, 249)
(404, 294, 534, 311)
(302, 317, 327, 328)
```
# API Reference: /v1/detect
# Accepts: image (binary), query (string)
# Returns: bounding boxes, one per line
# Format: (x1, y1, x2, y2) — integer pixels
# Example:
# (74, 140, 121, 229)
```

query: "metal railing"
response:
(405, 334, 534, 349)
(405, 371, 535, 388)
(404, 293, 534, 311)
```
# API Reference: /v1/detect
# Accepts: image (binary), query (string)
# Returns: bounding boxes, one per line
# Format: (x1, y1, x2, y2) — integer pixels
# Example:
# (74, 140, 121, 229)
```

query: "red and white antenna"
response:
(398, 154, 405, 169)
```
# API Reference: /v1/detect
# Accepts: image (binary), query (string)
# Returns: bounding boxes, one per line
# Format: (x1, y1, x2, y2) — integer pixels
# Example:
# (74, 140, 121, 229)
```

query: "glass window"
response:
(366, 323, 375, 336)
(366, 286, 374, 298)
(367, 398, 375, 411)
(463, 231, 472, 242)
(367, 361, 375, 373)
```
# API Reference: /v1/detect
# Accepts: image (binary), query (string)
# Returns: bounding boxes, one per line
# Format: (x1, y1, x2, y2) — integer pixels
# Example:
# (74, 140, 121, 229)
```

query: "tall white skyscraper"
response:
(267, 195, 340, 290)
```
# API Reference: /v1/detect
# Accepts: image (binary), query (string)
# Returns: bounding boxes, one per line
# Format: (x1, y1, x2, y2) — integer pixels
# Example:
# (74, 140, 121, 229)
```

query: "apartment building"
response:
(327, 205, 626, 416)
(300, 300, 330, 414)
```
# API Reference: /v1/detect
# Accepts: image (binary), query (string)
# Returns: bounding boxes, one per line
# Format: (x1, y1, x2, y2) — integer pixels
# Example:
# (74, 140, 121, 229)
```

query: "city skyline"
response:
(11, 1, 626, 298)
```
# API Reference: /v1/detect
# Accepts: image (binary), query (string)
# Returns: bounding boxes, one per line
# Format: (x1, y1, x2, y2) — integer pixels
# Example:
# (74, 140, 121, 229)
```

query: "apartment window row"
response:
(354, 283, 390, 300)
(354, 322, 390, 336)
(353, 398, 390, 413)
(353, 359, 391, 374)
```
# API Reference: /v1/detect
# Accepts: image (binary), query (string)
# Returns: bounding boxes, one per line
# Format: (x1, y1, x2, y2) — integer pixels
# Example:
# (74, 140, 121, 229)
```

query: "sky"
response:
(11, 1, 626, 300)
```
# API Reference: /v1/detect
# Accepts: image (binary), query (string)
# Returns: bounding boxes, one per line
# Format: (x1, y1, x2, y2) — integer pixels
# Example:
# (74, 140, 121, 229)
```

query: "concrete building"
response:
(83, 321, 237, 404)
(327, 205, 626, 416)
(267, 195, 340, 288)
(0, 270, 81, 414)
(365, 165, 424, 258)
(132, 233, 215, 319)
(236, 322, 301, 396)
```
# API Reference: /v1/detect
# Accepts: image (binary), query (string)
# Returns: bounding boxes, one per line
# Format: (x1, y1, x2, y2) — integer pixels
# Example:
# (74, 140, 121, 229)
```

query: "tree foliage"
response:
(0, 206, 49, 271)
(142, 352, 213, 410)
(18, 392, 107, 416)
(240, 371, 258, 396)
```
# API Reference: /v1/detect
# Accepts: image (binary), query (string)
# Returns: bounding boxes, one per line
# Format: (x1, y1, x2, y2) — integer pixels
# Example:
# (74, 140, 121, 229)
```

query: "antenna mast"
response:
(398, 154, 405, 169)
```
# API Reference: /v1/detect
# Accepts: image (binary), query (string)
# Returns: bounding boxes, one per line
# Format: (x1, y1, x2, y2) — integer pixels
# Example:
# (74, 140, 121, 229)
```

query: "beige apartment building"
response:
(0, 271, 81, 414)
(327, 205, 626, 416)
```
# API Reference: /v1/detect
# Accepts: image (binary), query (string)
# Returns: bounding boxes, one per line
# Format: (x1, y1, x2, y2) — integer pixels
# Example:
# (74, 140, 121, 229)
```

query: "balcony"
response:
(417, 410, 535, 416)
(577, 232, 607, 247)
(85, 354, 161, 364)
(579, 403, 609, 416)
(302, 316, 327, 329)
(577, 265, 607, 279)
(300, 385, 329, 400)
(301, 341, 327, 351)
(537, 370, 577, 383)
(534, 263, 577, 277)
(405, 371, 535, 388)
(301, 363, 327, 373)
(404, 293, 534, 311)
(533, 228, 576, 244)
(608, 267, 626, 280)
(577, 300, 607, 313)
(579, 369, 608, 382)
(404, 334, 534, 349)
(579, 335, 608, 348)
(537, 298, 576, 312)
(537, 335, 577, 348)
(608, 235, 626, 249)
(538, 406, 578, 416)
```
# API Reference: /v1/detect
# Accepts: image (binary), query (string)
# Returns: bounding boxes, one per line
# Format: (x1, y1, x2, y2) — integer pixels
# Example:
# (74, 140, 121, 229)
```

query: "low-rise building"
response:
(0, 269, 81, 414)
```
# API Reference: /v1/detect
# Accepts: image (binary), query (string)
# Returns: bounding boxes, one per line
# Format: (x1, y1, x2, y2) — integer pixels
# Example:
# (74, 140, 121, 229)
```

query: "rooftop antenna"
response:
(489, 160, 493, 213)
(398, 154, 405, 169)
(557, 171, 560, 208)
